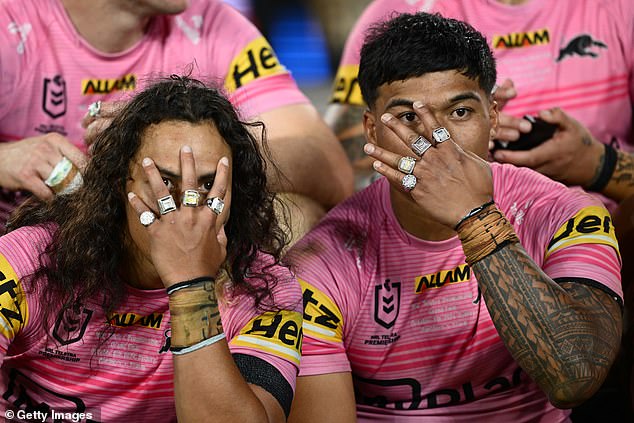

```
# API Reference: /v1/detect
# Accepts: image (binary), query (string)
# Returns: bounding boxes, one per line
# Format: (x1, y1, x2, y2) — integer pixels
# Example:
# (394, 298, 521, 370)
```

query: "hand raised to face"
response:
(365, 101, 493, 229)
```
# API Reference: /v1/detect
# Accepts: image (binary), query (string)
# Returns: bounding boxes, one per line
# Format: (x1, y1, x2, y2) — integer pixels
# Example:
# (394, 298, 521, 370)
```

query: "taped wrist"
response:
(169, 279, 223, 349)
(456, 202, 519, 266)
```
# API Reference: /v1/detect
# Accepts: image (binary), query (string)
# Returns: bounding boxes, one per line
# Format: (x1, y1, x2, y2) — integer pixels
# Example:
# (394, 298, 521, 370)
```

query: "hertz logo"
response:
(546, 206, 619, 257)
(231, 310, 302, 365)
(330, 64, 363, 106)
(0, 255, 28, 339)
(108, 312, 163, 329)
(82, 74, 136, 95)
(225, 36, 285, 92)
(493, 28, 550, 49)
(300, 279, 344, 343)
(415, 264, 471, 294)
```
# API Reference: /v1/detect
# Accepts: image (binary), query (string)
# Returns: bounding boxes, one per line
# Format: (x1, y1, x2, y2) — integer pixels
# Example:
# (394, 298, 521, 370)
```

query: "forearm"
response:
(472, 244, 621, 407)
(601, 149, 634, 202)
(259, 104, 353, 208)
(457, 204, 621, 407)
(169, 280, 273, 422)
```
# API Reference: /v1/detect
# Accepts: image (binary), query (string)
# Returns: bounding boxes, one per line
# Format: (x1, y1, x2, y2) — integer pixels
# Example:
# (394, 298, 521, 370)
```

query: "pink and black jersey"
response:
(0, 226, 302, 421)
(287, 163, 622, 422)
(332, 0, 633, 150)
(0, 0, 309, 232)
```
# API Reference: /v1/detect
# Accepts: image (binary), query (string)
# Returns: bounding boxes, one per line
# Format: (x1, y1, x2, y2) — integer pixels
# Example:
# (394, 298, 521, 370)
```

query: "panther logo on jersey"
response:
(374, 279, 401, 329)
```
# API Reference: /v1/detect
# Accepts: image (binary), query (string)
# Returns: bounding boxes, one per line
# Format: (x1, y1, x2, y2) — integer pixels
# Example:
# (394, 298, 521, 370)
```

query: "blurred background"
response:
(225, 0, 372, 113)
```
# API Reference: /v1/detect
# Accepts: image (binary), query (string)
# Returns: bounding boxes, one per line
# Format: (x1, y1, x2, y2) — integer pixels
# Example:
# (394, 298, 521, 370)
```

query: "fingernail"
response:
(364, 143, 375, 154)
(142, 157, 152, 167)
(127, 192, 135, 200)
(413, 101, 424, 109)
(220, 157, 229, 166)
(373, 161, 382, 170)
(519, 120, 532, 132)
(541, 110, 552, 119)
(381, 114, 392, 123)
(182, 145, 192, 153)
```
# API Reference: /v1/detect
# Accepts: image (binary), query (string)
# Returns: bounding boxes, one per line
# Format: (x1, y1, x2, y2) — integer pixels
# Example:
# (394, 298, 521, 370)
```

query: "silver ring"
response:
(206, 197, 225, 215)
(88, 101, 102, 118)
(44, 157, 73, 187)
(157, 195, 177, 215)
(181, 189, 201, 207)
(139, 211, 156, 227)
(432, 127, 451, 143)
(397, 156, 416, 174)
(402, 174, 417, 191)
(411, 135, 432, 156)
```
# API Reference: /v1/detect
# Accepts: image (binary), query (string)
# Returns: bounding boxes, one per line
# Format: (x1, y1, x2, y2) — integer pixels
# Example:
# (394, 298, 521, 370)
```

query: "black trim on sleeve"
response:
(553, 277, 623, 309)
(232, 353, 294, 417)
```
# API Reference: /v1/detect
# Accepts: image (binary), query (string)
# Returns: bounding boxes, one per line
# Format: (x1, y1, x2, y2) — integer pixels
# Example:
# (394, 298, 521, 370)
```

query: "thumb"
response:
(538, 108, 566, 125)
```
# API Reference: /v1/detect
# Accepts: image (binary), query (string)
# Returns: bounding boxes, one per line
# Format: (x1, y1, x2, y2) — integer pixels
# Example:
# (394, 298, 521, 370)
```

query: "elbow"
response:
(546, 373, 607, 409)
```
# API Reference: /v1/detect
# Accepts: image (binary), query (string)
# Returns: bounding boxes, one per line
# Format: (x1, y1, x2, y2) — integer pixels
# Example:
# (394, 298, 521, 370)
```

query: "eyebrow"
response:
(384, 91, 482, 111)
(155, 165, 216, 181)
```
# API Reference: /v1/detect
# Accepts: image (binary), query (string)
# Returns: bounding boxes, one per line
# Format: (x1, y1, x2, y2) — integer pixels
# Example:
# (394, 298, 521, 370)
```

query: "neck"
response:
(61, 0, 152, 53)
(496, 0, 531, 4)
(390, 189, 456, 242)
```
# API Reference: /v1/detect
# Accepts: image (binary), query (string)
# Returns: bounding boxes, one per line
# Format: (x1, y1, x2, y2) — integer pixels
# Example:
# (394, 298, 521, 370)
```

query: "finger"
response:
(538, 108, 567, 127)
(83, 118, 112, 148)
(54, 139, 88, 172)
(207, 157, 230, 201)
(372, 160, 416, 193)
(142, 157, 172, 206)
(217, 225, 228, 251)
(380, 113, 424, 152)
(28, 178, 55, 200)
(412, 101, 447, 147)
(180, 145, 197, 191)
(492, 79, 516, 110)
(81, 100, 124, 128)
(127, 192, 157, 229)
(363, 143, 412, 171)
(493, 138, 558, 168)
(494, 115, 532, 143)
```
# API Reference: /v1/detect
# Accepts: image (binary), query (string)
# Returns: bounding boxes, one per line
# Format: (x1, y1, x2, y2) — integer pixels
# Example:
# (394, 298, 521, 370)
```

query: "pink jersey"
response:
(0, 226, 302, 421)
(332, 0, 633, 150)
(0, 0, 309, 232)
(288, 163, 622, 422)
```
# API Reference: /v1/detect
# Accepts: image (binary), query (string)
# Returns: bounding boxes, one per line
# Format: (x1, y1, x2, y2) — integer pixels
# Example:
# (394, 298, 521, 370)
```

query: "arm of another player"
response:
(289, 372, 357, 423)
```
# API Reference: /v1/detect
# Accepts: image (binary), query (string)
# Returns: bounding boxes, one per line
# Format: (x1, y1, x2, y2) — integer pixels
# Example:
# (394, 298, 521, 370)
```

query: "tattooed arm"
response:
(602, 150, 634, 202)
(324, 103, 375, 191)
(472, 243, 622, 409)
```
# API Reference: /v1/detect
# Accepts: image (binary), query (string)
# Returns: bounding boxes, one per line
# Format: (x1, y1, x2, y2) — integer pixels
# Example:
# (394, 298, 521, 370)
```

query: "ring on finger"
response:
(157, 195, 177, 215)
(432, 127, 451, 143)
(139, 210, 156, 227)
(206, 197, 225, 215)
(411, 135, 432, 157)
(181, 189, 201, 207)
(397, 156, 416, 174)
(402, 174, 417, 191)
(88, 101, 102, 118)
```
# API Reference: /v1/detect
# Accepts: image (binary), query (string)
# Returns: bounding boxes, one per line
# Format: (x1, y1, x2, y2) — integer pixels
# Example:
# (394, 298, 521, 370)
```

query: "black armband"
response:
(586, 144, 617, 192)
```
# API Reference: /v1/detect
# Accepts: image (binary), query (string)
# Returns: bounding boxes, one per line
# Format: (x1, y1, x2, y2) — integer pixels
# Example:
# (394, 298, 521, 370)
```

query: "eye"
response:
(451, 107, 471, 119)
(198, 180, 215, 193)
(162, 177, 175, 191)
(398, 112, 418, 124)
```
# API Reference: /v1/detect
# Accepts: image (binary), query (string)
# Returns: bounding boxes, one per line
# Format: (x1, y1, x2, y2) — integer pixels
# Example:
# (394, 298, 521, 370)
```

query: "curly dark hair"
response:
(8, 75, 289, 319)
(358, 12, 497, 109)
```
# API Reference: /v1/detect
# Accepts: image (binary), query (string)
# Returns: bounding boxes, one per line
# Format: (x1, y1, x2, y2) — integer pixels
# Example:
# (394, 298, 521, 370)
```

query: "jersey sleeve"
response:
(285, 219, 368, 377)
(221, 258, 302, 414)
(208, 2, 308, 119)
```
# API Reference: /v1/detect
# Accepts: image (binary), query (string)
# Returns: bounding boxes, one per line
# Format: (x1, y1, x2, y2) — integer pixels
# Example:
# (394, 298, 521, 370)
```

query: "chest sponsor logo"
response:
(42, 75, 67, 119)
(0, 255, 27, 339)
(492, 28, 550, 49)
(107, 311, 164, 330)
(355, 367, 523, 410)
(415, 264, 471, 294)
(300, 279, 344, 343)
(81, 73, 136, 95)
(330, 64, 363, 106)
(52, 304, 93, 346)
(225, 36, 285, 92)
(231, 310, 302, 365)
(546, 206, 618, 257)
(557, 34, 607, 62)
(8, 22, 32, 55)
(3, 368, 98, 421)
(374, 279, 400, 329)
